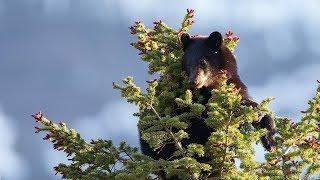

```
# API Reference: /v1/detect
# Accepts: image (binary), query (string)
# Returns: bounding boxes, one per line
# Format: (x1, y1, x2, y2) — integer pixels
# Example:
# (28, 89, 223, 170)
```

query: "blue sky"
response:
(0, 0, 319, 179)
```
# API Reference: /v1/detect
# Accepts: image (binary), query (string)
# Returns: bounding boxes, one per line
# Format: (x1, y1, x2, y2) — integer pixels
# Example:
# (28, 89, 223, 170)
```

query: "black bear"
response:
(180, 31, 276, 151)
(139, 31, 276, 179)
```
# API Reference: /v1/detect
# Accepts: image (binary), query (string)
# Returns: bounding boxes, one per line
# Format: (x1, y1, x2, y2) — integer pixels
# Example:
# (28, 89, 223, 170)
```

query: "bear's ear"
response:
(207, 31, 223, 49)
(180, 33, 191, 50)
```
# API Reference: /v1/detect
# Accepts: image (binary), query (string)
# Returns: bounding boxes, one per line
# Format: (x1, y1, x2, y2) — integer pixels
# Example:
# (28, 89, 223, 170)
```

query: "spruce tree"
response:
(32, 9, 320, 179)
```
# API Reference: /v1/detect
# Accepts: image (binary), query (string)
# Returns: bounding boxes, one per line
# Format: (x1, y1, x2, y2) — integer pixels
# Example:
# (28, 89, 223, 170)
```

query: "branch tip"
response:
(31, 111, 43, 122)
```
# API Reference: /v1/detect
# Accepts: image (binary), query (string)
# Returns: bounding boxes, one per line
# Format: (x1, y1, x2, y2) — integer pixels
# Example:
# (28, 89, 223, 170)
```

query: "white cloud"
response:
(0, 1, 4, 17)
(0, 107, 28, 179)
(112, 0, 320, 32)
(43, 0, 70, 17)
(264, 28, 299, 61)
(74, 100, 139, 144)
(251, 62, 320, 121)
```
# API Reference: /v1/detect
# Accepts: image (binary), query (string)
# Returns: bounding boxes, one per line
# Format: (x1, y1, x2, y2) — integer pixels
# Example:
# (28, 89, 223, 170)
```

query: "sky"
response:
(0, 0, 320, 179)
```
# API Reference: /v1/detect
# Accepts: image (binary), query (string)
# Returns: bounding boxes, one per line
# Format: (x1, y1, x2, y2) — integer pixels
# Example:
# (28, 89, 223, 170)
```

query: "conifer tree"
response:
(32, 9, 320, 179)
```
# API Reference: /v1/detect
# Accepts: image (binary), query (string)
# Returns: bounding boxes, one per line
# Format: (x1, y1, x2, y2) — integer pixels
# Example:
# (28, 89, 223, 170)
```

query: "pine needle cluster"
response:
(32, 9, 320, 179)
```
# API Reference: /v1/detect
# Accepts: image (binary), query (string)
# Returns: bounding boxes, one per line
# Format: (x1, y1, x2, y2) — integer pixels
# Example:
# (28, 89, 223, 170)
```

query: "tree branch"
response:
(149, 104, 183, 151)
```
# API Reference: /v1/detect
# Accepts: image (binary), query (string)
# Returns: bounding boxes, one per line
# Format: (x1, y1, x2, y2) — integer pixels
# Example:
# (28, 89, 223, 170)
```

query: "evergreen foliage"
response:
(32, 9, 320, 179)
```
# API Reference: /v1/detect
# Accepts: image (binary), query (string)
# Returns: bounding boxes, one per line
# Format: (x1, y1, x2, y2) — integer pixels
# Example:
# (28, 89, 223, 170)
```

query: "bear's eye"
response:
(200, 60, 207, 68)
(211, 50, 218, 55)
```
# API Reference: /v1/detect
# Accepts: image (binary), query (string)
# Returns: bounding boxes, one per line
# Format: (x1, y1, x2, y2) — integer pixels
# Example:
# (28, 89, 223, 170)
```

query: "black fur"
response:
(138, 31, 276, 179)
(180, 31, 276, 151)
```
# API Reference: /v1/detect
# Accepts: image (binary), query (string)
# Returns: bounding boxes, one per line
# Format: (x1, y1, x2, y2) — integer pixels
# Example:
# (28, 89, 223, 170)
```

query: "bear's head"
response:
(181, 31, 234, 89)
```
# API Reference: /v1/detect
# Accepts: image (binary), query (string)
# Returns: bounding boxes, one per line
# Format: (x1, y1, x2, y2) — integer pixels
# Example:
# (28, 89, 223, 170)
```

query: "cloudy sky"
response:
(0, 0, 319, 179)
